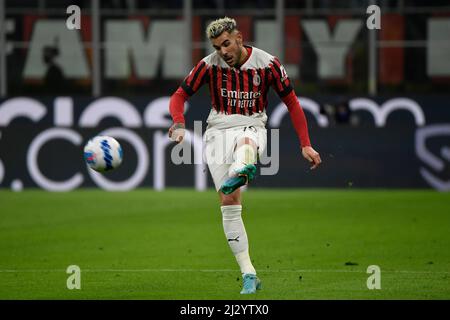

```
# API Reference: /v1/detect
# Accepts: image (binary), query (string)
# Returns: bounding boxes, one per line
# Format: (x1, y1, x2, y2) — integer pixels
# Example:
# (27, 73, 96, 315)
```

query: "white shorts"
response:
(204, 125, 267, 191)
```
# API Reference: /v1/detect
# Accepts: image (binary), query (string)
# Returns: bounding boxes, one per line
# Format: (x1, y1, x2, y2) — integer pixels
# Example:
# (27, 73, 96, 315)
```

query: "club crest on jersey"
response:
(280, 65, 288, 82)
(253, 73, 261, 86)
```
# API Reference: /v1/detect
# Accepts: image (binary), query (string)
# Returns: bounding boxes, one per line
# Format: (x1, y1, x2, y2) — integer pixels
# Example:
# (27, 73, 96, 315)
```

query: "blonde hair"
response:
(206, 17, 237, 39)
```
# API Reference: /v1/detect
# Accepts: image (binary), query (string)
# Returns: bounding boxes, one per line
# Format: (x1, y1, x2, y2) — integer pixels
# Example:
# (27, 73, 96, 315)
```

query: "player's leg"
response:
(220, 127, 260, 195)
(228, 136, 258, 177)
(205, 127, 261, 294)
(219, 190, 261, 294)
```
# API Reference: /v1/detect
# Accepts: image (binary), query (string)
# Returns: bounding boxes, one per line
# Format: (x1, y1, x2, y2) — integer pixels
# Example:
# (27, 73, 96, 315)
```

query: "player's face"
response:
(211, 31, 244, 67)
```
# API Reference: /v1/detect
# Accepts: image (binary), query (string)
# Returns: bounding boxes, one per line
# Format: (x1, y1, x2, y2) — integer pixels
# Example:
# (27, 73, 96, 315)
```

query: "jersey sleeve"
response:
(169, 87, 189, 124)
(180, 60, 209, 96)
(281, 90, 311, 148)
(270, 57, 293, 98)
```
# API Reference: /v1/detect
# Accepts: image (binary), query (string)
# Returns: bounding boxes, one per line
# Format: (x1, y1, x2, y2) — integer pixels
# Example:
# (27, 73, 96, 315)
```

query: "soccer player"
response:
(168, 17, 321, 294)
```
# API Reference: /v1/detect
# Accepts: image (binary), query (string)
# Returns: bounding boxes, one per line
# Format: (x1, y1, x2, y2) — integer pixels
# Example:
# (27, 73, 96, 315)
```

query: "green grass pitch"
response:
(0, 189, 449, 299)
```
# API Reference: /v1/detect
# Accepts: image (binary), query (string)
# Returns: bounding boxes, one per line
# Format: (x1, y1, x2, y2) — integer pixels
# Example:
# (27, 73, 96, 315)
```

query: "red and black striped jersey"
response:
(170, 45, 311, 146)
(181, 46, 293, 122)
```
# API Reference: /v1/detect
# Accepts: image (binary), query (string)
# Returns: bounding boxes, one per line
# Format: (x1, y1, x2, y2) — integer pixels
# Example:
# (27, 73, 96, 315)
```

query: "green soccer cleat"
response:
(220, 164, 257, 195)
(240, 274, 262, 294)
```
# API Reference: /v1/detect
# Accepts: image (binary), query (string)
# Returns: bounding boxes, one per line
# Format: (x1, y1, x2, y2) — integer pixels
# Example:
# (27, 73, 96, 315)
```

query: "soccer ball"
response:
(83, 136, 123, 172)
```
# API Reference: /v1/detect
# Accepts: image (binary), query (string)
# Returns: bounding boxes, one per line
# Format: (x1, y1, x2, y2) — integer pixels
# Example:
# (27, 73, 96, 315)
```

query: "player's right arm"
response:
(169, 60, 209, 143)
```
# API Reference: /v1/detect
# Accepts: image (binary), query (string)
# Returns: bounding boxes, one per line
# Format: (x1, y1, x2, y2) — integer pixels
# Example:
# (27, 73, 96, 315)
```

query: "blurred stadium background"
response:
(0, 0, 449, 300)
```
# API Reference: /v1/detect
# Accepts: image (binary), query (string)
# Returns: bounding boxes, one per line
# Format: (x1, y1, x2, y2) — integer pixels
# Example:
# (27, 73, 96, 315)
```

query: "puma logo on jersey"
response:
(227, 236, 240, 242)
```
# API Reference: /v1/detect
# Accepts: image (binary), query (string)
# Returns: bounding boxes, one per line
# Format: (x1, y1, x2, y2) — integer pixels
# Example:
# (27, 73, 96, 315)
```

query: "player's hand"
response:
(168, 122, 185, 143)
(302, 146, 322, 170)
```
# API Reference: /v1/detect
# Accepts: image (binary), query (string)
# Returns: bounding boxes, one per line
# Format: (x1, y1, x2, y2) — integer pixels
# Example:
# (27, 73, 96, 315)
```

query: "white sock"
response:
(221, 205, 256, 275)
(228, 144, 257, 177)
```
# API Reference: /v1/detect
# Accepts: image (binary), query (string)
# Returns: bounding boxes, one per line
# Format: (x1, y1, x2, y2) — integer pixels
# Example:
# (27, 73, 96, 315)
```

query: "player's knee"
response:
(243, 137, 253, 145)
(237, 137, 257, 149)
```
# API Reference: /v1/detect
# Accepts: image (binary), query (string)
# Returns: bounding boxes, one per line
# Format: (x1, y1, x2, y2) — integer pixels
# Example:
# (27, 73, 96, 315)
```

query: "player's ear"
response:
(236, 31, 243, 45)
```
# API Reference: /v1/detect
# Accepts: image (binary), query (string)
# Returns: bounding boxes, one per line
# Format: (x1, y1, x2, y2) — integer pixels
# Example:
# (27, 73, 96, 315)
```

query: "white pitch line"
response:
(0, 269, 449, 274)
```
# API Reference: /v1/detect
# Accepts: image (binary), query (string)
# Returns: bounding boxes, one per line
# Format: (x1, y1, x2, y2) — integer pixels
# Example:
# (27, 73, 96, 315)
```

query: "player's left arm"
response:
(270, 58, 322, 170)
